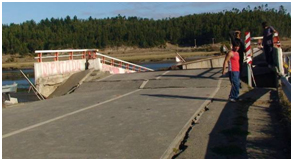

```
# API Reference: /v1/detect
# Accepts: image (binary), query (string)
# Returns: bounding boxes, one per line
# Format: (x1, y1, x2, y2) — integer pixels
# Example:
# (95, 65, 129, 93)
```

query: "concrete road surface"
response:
(2, 68, 229, 159)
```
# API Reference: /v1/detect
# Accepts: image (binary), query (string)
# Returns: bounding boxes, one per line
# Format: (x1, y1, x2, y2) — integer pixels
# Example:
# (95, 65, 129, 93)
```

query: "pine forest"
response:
(2, 5, 291, 55)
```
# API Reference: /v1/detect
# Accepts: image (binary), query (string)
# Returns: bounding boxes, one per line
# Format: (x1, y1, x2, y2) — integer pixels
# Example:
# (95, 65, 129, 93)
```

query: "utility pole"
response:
(194, 39, 197, 48)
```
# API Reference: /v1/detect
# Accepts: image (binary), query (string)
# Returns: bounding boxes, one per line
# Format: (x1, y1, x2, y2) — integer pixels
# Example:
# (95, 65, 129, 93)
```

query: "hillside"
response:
(2, 4, 290, 56)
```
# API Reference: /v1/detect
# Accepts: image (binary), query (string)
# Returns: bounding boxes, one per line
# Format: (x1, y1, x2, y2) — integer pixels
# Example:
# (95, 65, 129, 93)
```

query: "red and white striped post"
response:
(245, 32, 252, 65)
(245, 32, 256, 87)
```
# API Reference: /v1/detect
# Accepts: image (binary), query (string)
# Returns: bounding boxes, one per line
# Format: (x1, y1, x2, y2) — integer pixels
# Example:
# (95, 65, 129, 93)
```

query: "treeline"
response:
(2, 4, 291, 55)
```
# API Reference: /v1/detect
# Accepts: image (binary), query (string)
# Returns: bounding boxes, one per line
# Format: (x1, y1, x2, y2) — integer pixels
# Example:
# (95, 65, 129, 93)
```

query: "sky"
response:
(1, 1, 292, 25)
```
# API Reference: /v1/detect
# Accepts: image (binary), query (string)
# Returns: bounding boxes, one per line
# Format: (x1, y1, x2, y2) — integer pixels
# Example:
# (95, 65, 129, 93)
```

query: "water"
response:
(138, 61, 176, 70)
(2, 69, 38, 103)
(2, 69, 35, 89)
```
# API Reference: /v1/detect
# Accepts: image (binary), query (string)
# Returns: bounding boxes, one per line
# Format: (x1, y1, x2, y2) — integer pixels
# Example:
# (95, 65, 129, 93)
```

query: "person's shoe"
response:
(229, 98, 236, 103)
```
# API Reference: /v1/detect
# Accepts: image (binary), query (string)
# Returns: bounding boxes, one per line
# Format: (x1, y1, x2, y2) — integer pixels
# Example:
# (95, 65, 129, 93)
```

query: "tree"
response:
(1, 5, 291, 55)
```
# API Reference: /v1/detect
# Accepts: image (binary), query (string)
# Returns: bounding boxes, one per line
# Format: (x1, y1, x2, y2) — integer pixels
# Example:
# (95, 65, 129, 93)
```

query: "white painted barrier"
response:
(180, 55, 226, 69)
(100, 64, 135, 74)
(34, 59, 100, 82)
(33, 49, 153, 83)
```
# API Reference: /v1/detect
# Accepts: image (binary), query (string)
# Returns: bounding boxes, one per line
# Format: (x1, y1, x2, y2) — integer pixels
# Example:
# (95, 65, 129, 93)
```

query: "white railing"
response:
(96, 52, 154, 72)
(35, 49, 98, 62)
(34, 49, 154, 72)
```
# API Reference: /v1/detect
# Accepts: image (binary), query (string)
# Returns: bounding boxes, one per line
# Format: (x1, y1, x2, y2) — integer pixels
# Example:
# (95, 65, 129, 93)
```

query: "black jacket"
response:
(229, 31, 245, 61)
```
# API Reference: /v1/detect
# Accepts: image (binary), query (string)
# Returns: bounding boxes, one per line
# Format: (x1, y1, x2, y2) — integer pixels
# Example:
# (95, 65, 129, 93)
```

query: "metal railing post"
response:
(88, 51, 91, 59)
(92, 51, 96, 59)
(69, 52, 73, 60)
(111, 59, 114, 66)
(54, 52, 59, 61)
(38, 53, 42, 62)
(82, 51, 85, 59)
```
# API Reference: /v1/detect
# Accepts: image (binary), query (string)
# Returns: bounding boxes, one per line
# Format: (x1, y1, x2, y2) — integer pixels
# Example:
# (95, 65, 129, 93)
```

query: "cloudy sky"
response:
(2, 1, 291, 24)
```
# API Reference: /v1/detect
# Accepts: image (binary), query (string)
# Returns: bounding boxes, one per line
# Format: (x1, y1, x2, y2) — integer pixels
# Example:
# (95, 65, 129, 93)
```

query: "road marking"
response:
(156, 71, 170, 80)
(160, 78, 223, 159)
(139, 80, 149, 89)
(2, 89, 141, 139)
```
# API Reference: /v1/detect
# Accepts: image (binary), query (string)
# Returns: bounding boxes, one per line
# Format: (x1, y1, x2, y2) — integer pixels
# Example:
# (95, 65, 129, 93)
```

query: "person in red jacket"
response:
(222, 42, 241, 102)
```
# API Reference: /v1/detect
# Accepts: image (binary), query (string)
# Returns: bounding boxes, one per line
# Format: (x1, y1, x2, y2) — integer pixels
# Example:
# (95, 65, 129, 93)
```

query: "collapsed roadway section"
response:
(3, 68, 231, 159)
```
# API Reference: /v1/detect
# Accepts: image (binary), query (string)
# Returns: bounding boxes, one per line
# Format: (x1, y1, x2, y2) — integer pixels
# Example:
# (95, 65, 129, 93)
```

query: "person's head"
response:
(262, 21, 268, 28)
(232, 42, 240, 51)
(235, 30, 241, 38)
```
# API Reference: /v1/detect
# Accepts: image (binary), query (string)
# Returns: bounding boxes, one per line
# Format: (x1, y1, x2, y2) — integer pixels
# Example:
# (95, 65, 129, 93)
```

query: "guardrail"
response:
(35, 49, 98, 62)
(96, 52, 154, 72)
(34, 49, 154, 73)
(178, 55, 226, 69)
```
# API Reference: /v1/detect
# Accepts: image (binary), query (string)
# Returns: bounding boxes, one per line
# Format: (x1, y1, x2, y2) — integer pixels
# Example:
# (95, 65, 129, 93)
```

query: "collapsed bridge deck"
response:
(2, 68, 231, 159)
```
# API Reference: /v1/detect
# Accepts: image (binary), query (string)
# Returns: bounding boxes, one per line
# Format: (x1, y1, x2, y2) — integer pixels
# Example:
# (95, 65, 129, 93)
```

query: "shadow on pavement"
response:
(203, 88, 269, 158)
(204, 88, 290, 159)
(141, 94, 227, 102)
(159, 68, 222, 80)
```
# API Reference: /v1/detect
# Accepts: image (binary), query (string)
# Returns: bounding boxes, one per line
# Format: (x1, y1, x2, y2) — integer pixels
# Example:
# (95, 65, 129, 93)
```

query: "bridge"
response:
(2, 33, 290, 159)
(3, 68, 229, 159)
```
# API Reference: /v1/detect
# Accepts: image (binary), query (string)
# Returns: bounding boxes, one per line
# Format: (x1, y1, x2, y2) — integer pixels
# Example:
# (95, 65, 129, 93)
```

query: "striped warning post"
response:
(245, 31, 257, 87)
(245, 32, 252, 64)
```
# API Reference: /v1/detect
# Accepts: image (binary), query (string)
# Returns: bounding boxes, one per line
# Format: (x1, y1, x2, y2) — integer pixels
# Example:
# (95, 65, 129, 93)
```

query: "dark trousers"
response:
(239, 55, 243, 78)
(264, 45, 274, 65)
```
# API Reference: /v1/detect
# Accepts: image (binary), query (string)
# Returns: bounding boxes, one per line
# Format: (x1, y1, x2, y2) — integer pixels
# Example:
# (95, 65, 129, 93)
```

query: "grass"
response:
(113, 51, 220, 62)
(2, 62, 35, 69)
(278, 89, 291, 126)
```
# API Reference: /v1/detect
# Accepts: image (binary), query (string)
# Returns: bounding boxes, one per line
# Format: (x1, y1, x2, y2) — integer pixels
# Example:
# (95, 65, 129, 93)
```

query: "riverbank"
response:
(2, 51, 220, 70)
